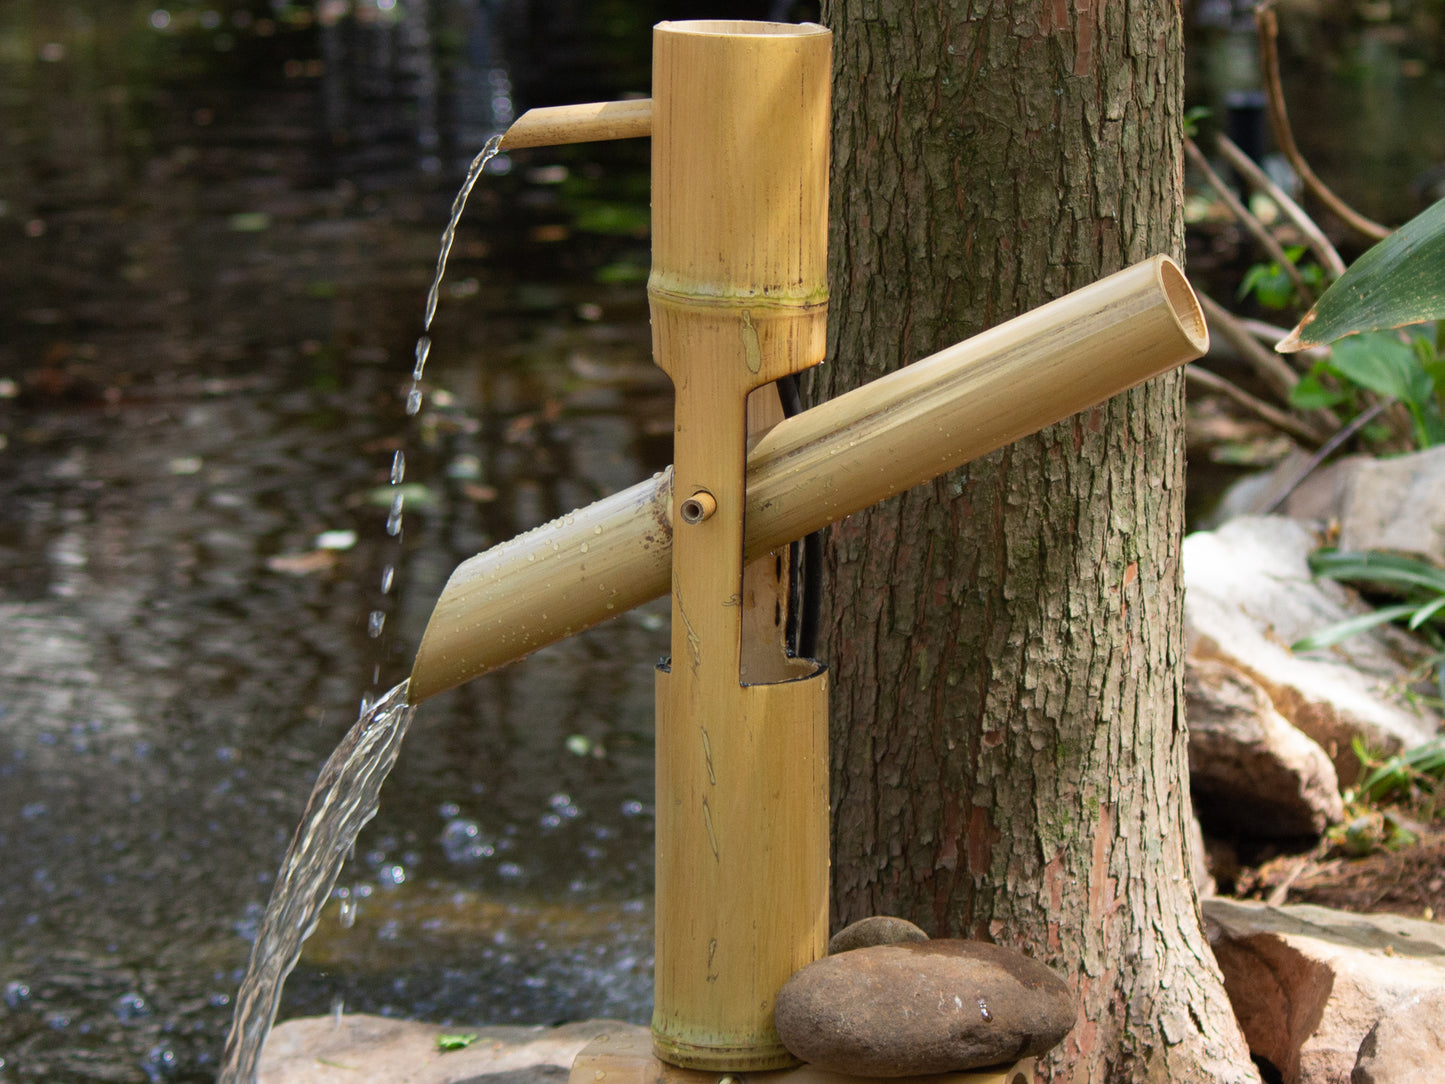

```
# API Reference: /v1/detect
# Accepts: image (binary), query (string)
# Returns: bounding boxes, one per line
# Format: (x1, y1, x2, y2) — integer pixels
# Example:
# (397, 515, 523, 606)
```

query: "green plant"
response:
(1239, 245, 1325, 310)
(1288, 325, 1445, 448)
(1348, 734, 1445, 806)
(1293, 548, 1445, 697)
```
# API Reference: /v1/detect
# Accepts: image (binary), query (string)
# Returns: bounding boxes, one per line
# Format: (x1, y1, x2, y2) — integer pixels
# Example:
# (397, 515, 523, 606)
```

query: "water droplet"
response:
(380, 564, 395, 593)
(368, 610, 385, 638)
(579, 542, 589, 553)
(977, 996, 992, 1022)
(390, 450, 405, 485)
(338, 895, 357, 929)
(386, 493, 404, 536)
(405, 385, 423, 416)
(4, 981, 31, 1008)
(413, 337, 431, 381)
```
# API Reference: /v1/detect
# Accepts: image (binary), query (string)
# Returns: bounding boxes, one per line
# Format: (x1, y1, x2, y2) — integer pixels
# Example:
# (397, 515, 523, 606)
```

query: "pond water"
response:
(0, 2, 680, 1079)
(1, 2, 1441, 1081)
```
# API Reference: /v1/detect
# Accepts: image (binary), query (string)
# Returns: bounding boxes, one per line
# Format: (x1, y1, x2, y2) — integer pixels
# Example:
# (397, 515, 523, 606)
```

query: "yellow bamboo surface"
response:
(652, 660, 828, 1070)
(566, 1031, 1035, 1084)
(646, 20, 832, 1070)
(406, 255, 1206, 705)
(497, 98, 652, 149)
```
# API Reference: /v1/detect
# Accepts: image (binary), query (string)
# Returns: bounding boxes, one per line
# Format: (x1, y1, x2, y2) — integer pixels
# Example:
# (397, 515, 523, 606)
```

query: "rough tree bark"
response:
(814, 3, 1258, 1082)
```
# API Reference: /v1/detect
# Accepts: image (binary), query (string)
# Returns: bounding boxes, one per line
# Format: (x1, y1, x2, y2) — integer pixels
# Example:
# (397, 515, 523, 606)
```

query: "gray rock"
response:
(1337, 448, 1445, 562)
(774, 940, 1075, 1076)
(1352, 988, 1445, 1084)
(828, 915, 929, 955)
(1187, 657, 1344, 837)
(1184, 516, 1439, 784)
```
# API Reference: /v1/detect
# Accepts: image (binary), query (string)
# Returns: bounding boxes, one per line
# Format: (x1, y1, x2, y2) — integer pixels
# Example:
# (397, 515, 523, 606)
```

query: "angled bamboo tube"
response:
(497, 99, 652, 150)
(407, 254, 1206, 706)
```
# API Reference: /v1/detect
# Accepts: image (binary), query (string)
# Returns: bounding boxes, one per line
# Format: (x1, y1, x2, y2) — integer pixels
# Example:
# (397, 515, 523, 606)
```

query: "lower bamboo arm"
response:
(408, 256, 1206, 703)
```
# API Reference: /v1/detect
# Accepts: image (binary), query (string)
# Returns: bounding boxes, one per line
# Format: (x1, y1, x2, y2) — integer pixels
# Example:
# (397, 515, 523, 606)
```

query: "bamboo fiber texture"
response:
(407, 256, 1207, 704)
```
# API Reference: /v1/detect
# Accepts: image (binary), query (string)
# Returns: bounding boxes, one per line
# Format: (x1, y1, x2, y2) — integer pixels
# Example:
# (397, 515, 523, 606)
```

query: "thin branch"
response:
(1198, 293, 1341, 445)
(1215, 132, 1346, 278)
(1185, 364, 1326, 447)
(1255, 4, 1391, 241)
(1185, 136, 1315, 305)
(1258, 401, 1390, 515)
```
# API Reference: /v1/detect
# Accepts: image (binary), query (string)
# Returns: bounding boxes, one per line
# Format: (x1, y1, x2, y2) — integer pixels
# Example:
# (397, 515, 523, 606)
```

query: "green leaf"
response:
(1291, 602, 1422, 653)
(1279, 197, 1445, 351)
(436, 1033, 480, 1051)
(1327, 332, 1432, 406)
(1288, 371, 1348, 410)
(1310, 549, 1445, 595)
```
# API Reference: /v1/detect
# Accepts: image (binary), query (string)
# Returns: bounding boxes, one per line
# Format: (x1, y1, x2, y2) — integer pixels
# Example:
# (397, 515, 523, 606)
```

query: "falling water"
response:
(217, 681, 416, 1083)
(217, 136, 507, 1082)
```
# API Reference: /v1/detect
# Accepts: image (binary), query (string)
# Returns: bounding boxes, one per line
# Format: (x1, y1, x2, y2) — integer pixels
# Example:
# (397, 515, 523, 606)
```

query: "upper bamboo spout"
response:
(407, 256, 1208, 705)
(498, 99, 652, 150)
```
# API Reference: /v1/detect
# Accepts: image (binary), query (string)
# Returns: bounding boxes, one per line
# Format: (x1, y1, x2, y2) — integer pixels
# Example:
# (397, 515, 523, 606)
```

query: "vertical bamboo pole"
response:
(649, 21, 832, 1072)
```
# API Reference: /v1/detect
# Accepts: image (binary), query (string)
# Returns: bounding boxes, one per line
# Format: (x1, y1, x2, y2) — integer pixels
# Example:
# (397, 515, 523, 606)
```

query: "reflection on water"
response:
(0, 2, 667, 1080)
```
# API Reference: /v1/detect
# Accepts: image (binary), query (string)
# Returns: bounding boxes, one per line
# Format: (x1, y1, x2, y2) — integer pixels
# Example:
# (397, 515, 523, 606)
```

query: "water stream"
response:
(217, 133, 510, 1080)
(218, 682, 416, 1082)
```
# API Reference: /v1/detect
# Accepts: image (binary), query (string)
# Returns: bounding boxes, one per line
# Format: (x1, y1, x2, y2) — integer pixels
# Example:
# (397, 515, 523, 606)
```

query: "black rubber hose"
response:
(775, 374, 823, 660)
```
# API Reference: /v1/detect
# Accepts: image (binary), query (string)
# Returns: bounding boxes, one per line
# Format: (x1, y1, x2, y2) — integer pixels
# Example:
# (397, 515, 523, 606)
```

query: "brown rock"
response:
(1352, 989, 1445, 1084)
(828, 915, 929, 955)
(1187, 658, 1344, 837)
(774, 940, 1075, 1076)
(258, 1015, 641, 1084)
(1204, 898, 1445, 1084)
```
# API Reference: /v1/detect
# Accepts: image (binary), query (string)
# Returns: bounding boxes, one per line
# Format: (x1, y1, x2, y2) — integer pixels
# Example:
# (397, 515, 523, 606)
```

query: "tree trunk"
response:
(815, 3, 1258, 1082)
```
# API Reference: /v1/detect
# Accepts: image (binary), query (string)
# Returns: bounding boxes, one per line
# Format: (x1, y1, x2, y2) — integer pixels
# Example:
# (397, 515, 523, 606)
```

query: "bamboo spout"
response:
(408, 255, 1208, 705)
(497, 99, 652, 150)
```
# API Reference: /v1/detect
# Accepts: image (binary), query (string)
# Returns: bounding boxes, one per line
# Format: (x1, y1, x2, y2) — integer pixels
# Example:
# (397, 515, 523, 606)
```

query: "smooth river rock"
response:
(774, 940, 1075, 1076)
(828, 915, 930, 955)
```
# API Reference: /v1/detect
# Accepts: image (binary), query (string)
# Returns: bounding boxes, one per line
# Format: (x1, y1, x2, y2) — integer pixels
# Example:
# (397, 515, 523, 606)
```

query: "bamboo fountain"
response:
(405, 19, 1209, 1084)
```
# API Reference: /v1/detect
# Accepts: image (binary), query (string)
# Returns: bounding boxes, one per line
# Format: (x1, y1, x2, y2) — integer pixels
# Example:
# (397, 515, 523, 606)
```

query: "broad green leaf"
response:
(1288, 371, 1348, 410)
(1279, 197, 1445, 351)
(1327, 333, 1432, 406)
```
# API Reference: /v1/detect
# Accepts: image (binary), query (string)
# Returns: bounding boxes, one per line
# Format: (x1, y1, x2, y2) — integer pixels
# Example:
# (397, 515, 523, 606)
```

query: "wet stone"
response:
(828, 915, 929, 955)
(774, 940, 1076, 1076)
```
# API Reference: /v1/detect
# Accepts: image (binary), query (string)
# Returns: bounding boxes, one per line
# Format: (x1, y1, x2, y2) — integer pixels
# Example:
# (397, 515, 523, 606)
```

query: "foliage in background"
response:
(1289, 326, 1445, 448)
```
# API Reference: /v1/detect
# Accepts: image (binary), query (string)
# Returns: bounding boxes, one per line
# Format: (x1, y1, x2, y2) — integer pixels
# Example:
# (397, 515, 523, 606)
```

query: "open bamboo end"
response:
(1157, 256, 1209, 354)
(656, 20, 828, 37)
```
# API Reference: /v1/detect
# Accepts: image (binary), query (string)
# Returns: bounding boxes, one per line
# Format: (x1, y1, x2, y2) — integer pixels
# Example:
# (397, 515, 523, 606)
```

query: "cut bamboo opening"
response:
(408, 255, 1206, 705)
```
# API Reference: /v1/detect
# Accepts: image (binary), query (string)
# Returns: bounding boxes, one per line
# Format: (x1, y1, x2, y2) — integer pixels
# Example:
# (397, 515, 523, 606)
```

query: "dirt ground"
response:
(1226, 819, 1445, 921)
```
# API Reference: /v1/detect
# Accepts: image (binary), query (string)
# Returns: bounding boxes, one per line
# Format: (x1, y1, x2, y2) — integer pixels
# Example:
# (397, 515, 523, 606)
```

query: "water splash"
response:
(217, 681, 416, 1083)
